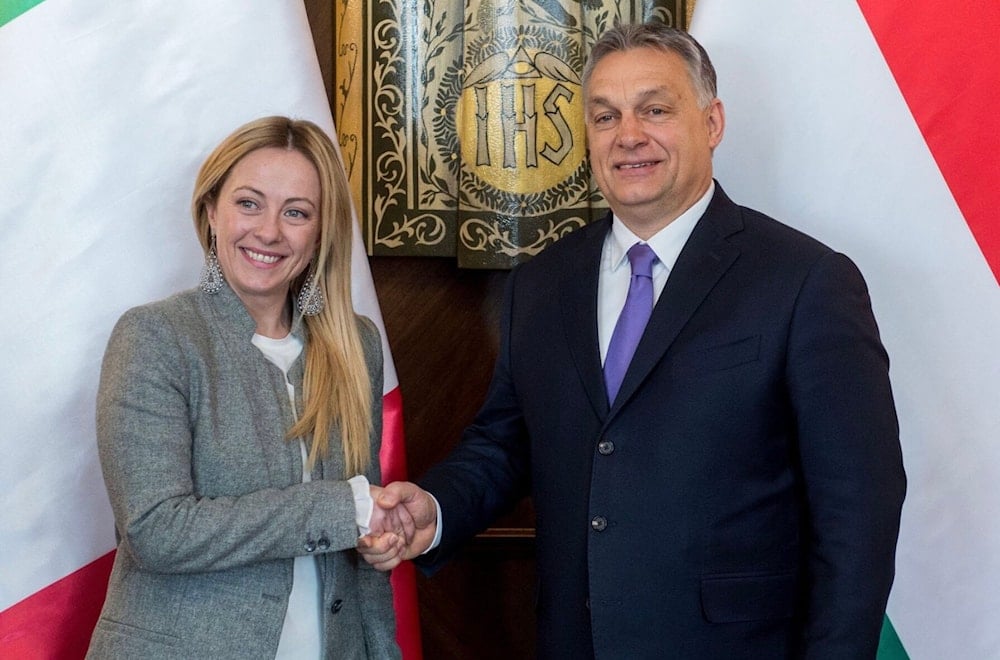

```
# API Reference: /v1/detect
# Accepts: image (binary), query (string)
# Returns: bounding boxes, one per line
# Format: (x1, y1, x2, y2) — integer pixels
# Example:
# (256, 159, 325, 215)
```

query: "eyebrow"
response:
(588, 86, 674, 109)
(232, 186, 317, 208)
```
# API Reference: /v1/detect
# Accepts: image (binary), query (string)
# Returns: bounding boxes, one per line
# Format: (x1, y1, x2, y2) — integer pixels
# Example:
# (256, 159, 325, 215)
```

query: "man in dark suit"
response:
(359, 22, 906, 659)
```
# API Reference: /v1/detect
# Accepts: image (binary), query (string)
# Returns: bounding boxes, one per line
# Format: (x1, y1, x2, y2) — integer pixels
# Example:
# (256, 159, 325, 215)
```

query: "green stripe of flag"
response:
(0, 0, 45, 28)
(878, 616, 910, 659)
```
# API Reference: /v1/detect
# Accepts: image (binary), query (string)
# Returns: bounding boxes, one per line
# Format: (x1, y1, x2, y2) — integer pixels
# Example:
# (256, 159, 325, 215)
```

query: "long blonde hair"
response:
(191, 116, 372, 475)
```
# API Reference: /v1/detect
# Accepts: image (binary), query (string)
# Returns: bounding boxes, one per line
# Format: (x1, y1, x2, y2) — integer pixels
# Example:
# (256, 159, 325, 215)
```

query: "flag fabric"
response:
(0, 1, 421, 658)
(691, 2, 1000, 658)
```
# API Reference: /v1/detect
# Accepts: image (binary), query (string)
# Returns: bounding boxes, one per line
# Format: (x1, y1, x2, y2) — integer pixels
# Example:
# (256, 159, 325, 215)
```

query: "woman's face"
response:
(208, 147, 322, 317)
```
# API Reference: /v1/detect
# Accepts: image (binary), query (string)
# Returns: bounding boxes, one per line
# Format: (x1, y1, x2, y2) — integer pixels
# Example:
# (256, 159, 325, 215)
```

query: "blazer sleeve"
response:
(96, 305, 363, 574)
(787, 251, 906, 657)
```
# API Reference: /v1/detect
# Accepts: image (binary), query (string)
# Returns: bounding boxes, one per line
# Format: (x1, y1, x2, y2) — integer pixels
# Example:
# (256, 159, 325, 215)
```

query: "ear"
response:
(705, 98, 726, 150)
(206, 201, 218, 233)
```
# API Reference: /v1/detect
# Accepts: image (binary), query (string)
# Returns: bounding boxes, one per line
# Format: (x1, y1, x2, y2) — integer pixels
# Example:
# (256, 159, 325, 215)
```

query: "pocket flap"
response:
(700, 571, 797, 623)
(671, 335, 760, 375)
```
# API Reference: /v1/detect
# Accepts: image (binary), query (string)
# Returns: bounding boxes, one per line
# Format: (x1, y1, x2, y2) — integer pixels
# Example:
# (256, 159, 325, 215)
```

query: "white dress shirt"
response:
(597, 181, 714, 364)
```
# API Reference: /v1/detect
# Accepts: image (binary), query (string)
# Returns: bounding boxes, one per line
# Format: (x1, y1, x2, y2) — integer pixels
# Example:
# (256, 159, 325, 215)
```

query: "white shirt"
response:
(252, 333, 322, 659)
(252, 333, 372, 659)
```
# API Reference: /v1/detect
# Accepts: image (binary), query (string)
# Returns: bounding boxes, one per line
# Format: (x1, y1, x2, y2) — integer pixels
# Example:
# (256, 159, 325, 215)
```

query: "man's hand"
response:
(357, 481, 438, 571)
(368, 484, 415, 540)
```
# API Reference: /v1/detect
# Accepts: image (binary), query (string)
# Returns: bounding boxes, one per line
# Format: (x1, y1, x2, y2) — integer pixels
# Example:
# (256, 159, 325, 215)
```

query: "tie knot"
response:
(627, 243, 657, 278)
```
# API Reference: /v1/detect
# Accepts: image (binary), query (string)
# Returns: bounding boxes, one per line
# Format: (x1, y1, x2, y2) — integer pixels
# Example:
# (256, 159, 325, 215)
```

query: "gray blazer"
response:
(87, 283, 400, 659)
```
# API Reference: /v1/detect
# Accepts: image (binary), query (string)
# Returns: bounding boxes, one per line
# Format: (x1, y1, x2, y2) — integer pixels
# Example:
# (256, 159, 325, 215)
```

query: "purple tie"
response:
(604, 243, 657, 402)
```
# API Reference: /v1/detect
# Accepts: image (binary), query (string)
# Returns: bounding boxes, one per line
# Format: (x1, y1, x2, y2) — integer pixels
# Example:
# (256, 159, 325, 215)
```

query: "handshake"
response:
(358, 482, 438, 570)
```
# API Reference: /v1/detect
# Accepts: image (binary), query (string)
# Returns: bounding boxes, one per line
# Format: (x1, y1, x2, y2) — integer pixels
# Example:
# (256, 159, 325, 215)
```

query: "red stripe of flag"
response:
(856, 2, 1000, 283)
(0, 552, 114, 659)
(381, 386, 424, 659)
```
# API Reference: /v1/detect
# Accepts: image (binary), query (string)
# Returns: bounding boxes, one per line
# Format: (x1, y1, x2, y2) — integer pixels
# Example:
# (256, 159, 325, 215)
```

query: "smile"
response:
(618, 161, 657, 170)
(242, 248, 282, 264)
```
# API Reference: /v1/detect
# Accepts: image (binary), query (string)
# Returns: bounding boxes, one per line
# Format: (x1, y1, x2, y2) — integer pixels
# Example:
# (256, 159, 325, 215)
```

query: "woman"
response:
(87, 117, 403, 659)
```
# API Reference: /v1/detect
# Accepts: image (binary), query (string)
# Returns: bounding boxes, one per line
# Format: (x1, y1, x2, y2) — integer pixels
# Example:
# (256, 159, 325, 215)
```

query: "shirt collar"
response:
(608, 180, 715, 272)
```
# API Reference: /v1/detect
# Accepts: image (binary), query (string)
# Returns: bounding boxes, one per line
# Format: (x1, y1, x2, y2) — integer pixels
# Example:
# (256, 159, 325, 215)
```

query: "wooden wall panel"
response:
(369, 257, 537, 659)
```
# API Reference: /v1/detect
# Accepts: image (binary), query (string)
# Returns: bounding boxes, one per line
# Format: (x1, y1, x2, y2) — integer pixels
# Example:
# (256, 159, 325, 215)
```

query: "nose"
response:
(616, 114, 646, 149)
(254, 211, 282, 243)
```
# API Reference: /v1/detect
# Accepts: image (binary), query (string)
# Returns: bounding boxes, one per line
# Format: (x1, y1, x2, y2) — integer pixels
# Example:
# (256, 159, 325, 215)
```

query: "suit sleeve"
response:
(416, 267, 532, 571)
(787, 251, 906, 658)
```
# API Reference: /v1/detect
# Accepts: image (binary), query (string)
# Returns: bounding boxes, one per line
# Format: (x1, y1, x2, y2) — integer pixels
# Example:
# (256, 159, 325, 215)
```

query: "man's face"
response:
(585, 47, 724, 238)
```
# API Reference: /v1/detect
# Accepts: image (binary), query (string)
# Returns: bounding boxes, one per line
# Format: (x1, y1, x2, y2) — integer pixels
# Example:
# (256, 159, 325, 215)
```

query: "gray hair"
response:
(581, 22, 718, 108)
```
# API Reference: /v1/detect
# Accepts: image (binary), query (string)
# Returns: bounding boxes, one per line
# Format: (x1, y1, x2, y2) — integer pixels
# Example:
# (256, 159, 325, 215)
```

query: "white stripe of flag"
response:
(0, 1, 420, 656)
(692, 2, 1000, 657)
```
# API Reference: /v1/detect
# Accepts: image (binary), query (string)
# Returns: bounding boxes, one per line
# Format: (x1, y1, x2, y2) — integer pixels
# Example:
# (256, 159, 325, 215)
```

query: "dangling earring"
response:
(200, 235, 224, 294)
(295, 264, 325, 316)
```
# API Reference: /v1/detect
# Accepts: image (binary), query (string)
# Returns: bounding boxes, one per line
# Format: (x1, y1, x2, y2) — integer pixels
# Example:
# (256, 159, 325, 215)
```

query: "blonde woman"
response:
(88, 117, 403, 659)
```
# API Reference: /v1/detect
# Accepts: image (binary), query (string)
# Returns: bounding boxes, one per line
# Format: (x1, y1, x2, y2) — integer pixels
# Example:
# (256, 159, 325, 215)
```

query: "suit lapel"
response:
(560, 216, 613, 418)
(609, 186, 744, 415)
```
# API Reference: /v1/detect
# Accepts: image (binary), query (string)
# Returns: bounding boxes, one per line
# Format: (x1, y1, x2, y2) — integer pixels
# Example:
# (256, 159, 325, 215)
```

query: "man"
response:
(360, 22, 905, 659)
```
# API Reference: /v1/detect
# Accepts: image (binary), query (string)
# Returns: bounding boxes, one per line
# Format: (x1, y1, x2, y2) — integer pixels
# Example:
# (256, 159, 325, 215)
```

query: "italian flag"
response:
(692, 2, 1000, 658)
(0, 1, 421, 658)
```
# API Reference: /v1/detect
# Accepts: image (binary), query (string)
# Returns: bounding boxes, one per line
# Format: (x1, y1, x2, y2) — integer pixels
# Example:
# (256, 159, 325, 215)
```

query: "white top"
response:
(252, 333, 323, 659)
(252, 332, 375, 658)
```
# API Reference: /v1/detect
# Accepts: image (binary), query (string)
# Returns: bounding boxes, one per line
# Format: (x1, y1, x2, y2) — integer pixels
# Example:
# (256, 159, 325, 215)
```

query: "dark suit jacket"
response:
(418, 184, 906, 659)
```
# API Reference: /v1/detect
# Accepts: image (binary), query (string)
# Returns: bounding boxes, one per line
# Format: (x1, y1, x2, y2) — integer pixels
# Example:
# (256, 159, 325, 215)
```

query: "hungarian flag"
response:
(692, 2, 1000, 658)
(0, 1, 421, 658)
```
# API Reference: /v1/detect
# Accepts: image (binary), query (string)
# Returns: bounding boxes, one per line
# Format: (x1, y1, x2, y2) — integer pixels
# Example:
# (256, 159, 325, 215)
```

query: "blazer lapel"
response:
(206, 287, 302, 489)
(560, 216, 613, 418)
(609, 186, 743, 414)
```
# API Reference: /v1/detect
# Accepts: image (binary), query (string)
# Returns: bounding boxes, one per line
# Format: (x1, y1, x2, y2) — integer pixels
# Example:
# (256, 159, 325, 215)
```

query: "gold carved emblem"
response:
(336, 0, 687, 267)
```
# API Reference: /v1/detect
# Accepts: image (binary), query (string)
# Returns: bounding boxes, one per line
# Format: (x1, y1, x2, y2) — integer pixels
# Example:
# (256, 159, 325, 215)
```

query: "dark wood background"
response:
(369, 258, 536, 659)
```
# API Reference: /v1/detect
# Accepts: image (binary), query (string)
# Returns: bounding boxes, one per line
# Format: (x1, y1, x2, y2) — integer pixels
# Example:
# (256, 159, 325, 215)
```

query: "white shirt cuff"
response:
(424, 492, 443, 554)
(348, 474, 373, 536)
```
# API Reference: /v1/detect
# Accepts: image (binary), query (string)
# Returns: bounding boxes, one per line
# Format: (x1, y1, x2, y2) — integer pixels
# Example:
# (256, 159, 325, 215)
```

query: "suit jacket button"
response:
(597, 440, 614, 455)
(304, 539, 317, 553)
(331, 598, 344, 614)
(591, 516, 607, 532)
(317, 536, 331, 551)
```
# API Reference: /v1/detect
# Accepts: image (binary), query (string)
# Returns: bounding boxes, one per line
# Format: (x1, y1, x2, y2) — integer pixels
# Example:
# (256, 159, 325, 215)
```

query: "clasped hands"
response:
(359, 481, 437, 570)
